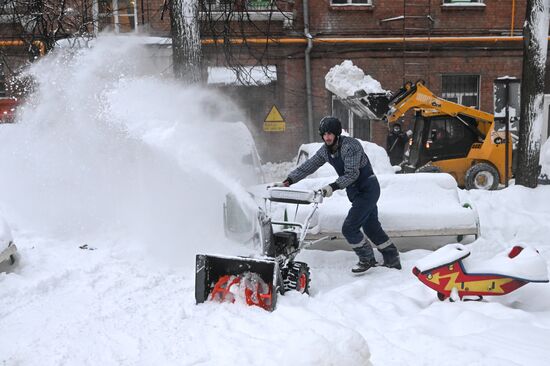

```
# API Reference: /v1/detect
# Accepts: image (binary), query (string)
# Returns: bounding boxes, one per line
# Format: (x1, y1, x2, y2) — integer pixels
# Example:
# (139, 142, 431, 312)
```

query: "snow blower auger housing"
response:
(195, 187, 327, 311)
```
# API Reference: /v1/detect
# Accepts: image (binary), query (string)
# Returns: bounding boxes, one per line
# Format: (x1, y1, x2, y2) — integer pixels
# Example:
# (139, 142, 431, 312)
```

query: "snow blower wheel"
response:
(283, 261, 311, 294)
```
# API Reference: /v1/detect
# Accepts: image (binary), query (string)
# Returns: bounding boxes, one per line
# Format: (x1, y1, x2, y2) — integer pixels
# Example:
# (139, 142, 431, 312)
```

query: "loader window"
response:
(424, 117, 476, 161)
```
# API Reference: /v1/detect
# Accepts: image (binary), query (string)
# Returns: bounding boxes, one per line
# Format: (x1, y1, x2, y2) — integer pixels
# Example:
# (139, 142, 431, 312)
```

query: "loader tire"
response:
(465, 163, 499, 190)
(283, 261, 310, 294)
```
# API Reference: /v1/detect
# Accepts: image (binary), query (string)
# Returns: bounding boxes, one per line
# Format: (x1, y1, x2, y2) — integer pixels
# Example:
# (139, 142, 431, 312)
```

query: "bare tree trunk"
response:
(517, 0, 550, 187)
(169, 0, 202, 84)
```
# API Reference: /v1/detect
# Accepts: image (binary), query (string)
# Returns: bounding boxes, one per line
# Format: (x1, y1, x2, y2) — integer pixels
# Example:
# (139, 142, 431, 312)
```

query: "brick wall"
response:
(133, 0, 542, 163)
(294, 0, 527, 37)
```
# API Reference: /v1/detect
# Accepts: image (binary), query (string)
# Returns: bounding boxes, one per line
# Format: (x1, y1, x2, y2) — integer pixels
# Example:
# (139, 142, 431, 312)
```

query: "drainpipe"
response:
(303, 0, 314, 143)
(510, 0, 516, 36)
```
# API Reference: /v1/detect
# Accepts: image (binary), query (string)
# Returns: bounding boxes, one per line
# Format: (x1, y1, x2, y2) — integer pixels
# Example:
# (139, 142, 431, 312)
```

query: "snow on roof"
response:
(325, 60, 387, 99)
(207, 66, 277, 86)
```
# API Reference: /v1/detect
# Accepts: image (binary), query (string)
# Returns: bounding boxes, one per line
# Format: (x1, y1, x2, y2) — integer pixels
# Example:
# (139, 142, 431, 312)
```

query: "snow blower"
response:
(413, 243, 549, 301)
(195, 187, 330, 311)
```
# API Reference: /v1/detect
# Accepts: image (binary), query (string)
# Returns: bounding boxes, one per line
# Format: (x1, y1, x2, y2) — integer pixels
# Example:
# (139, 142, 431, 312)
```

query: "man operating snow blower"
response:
(275, 116, 401, 274)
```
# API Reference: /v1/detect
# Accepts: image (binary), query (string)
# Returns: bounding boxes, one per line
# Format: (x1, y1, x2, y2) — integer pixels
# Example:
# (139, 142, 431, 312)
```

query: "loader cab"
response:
(408, 114, 478, 168)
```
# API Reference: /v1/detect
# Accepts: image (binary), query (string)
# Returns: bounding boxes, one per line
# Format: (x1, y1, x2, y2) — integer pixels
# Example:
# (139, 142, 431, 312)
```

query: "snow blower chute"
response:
(195, 187, 328, 311)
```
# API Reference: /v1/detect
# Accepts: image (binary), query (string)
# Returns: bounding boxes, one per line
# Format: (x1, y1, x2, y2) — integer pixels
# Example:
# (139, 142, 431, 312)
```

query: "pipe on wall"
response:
(0, 40, 46, 56)
(201, 35, 544, 45)
(303, 0, 314, 143)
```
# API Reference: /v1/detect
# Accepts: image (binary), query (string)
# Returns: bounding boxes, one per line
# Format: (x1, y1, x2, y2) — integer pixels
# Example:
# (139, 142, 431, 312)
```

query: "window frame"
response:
(97, 0, 138, 33)
(442, 0, 485, 7)
(331, 95, 372, 141)
(330, 0, 373, 6)
(441, 74, 480, 109)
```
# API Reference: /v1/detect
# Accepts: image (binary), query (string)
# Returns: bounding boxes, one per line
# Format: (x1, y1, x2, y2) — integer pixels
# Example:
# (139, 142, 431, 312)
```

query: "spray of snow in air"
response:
(0, 35, 258, 263)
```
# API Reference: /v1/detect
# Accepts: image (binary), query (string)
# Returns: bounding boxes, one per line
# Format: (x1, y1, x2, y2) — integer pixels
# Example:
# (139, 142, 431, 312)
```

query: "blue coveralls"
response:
(327, 152, 390, 258)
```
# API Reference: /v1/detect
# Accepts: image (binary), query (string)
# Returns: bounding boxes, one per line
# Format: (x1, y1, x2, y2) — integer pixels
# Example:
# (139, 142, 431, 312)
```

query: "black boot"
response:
(379, 243, 402, 270)
(351, 258, 377, 274)
(351, 244, 376, 274)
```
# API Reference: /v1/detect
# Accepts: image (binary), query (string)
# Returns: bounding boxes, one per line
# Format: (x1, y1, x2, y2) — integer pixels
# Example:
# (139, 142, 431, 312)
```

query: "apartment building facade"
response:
(1, 1, 546, 161)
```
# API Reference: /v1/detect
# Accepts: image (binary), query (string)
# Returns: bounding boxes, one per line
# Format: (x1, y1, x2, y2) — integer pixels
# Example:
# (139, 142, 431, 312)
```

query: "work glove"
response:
(321, 184, 333, 198)
(272, 179, 290, 188)
(406, 130, 413, 137)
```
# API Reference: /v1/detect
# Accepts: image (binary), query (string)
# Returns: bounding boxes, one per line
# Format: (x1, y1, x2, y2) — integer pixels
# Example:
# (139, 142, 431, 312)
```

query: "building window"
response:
(98, 0, 137, 33)
(442, 75, 480, 109)
(332, 97, 371, 141)
(331, 0, 372, 5)
(247, 0, 274, 10)
(442, 0, 484, 4)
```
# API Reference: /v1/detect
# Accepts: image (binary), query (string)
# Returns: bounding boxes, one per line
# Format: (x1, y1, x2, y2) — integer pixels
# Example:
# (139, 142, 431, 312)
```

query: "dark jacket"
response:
(386, 131, 407, 165)
(287, 136, 374, 191)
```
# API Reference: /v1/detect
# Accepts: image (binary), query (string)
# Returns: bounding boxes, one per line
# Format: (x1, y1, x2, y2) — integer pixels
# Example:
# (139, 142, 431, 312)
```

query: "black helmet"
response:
(319, 116, 342, 137)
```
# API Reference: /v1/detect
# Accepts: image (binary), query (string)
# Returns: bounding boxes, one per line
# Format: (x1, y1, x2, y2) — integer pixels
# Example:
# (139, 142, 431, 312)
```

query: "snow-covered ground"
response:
(1, 36, 550, 366)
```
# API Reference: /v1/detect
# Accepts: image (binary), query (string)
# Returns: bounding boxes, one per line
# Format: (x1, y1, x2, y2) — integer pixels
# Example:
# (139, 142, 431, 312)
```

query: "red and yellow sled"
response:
(413, 244, 549, 301)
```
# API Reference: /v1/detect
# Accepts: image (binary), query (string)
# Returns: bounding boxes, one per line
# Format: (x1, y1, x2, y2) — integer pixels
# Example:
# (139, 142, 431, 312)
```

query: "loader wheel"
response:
(465, 163, 499, 190)
(284, 261, 310, 294)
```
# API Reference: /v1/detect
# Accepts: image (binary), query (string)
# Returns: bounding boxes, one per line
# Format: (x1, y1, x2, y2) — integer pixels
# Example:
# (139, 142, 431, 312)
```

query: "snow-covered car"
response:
(0, 216, 17, 268)
(225, 140, 480, 251)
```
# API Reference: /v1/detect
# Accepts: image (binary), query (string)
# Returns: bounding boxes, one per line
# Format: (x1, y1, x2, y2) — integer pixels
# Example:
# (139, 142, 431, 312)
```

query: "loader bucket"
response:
(340, 92, 391, 120)
(195, 254, 280, 311)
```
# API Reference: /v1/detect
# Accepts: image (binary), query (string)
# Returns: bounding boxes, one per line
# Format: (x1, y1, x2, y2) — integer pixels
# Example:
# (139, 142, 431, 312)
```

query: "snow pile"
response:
(325, 60, 386, 98)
